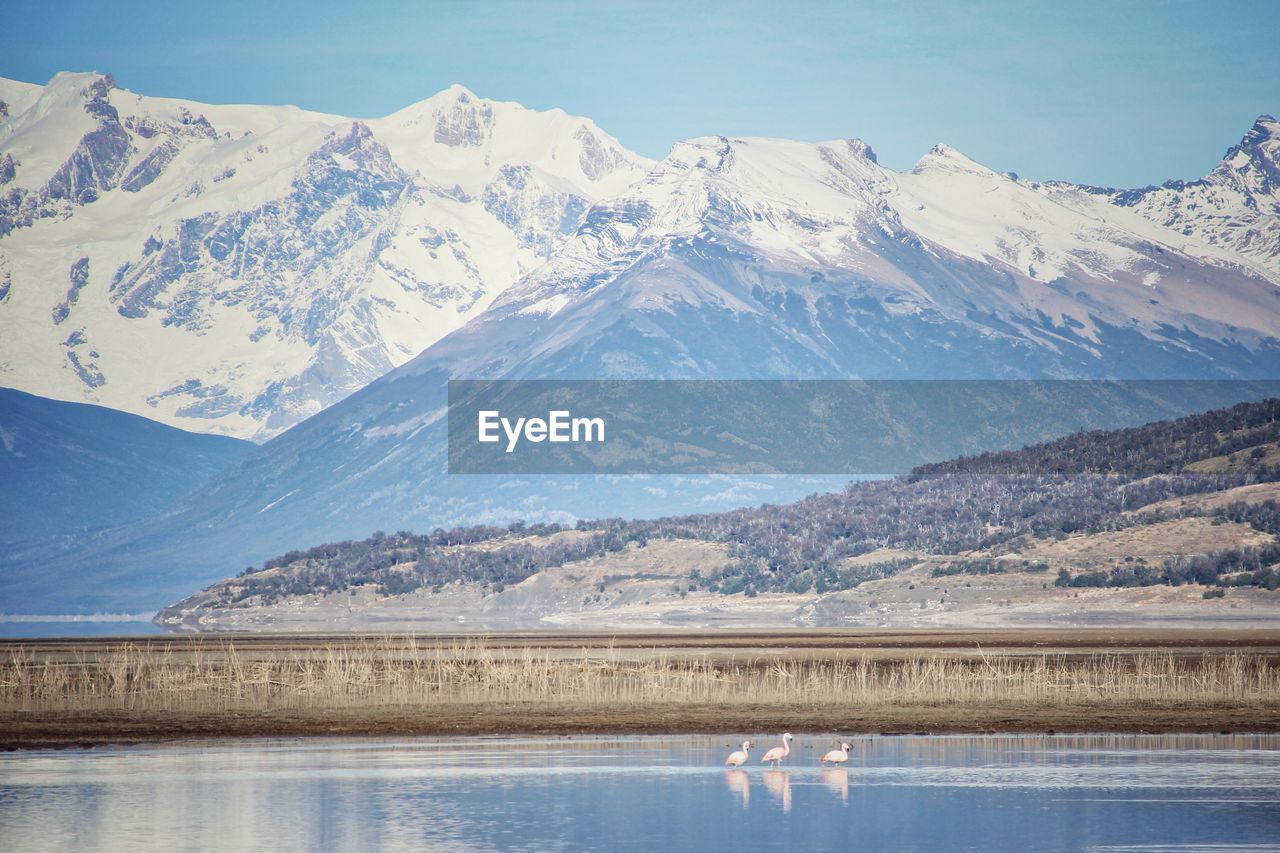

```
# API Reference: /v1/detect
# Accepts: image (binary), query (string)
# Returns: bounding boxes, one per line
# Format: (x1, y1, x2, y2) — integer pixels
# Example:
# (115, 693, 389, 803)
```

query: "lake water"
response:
(1, 734, 1277, 851)
(0, 621, 162, 638)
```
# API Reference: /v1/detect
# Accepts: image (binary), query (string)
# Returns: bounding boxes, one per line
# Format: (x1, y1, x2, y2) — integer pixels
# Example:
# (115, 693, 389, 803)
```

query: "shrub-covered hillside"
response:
(191, 397, 1280, 606)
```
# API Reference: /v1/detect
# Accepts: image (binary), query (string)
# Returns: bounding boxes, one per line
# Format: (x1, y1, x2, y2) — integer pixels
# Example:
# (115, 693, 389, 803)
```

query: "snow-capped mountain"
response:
(0, 72, 651, 439)
(12, 114, 1280, 614)
(437, 124, 1280, 381)
(1040, 115, 1280, 280)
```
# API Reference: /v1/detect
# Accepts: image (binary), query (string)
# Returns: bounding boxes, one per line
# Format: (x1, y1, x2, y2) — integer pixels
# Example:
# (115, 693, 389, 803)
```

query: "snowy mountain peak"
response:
(483, 118, 1280, 375)
(17, 70, 115, 120)
(1244, 114, 1279, 143)
(1213, 114, 1279, 189)
(660, 136, 734, 169)
(0, 73, 652, 439)
(5, 72, 1277, 439)
(42, 70, 110, 99)
(372, 85, 651, 194)
(1055, 115, 1280, 279)
(911, 143, 994, 176)
(429, 87, 493, 147)
(842, 138, 877, 163)
(437, 83, 478, 100)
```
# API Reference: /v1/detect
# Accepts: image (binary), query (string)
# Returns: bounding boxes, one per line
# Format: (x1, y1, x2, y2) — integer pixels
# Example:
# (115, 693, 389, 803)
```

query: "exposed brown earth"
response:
(6, 703, 1277, 751)
(1007, 517, 1272, 566)
(1185, 441, 1280, 473)
(1128, 481, 1280, 515)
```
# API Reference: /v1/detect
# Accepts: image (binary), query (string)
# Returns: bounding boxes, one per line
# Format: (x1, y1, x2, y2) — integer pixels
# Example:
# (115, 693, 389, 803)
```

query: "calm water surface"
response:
(0, 621, 161, 638)
(1, 734, 1277, 851)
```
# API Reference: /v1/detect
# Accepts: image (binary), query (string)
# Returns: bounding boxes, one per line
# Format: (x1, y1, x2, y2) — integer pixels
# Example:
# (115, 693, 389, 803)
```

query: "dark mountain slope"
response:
(0, 387, 250, 556)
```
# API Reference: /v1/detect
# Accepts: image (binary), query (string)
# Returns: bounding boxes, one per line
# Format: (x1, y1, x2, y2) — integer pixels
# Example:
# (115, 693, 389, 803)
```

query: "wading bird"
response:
(820, 742, 851, 765)
(761, 732, 793, 766)
(725, 740, 752, 767)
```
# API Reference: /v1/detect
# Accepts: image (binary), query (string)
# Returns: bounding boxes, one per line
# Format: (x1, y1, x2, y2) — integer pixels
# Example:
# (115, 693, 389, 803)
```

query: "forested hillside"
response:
(173, 397, 1280, 613)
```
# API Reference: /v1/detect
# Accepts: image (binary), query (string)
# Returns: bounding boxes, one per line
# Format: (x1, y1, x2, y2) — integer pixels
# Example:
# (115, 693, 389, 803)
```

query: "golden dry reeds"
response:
(1, 639, 1276, 714)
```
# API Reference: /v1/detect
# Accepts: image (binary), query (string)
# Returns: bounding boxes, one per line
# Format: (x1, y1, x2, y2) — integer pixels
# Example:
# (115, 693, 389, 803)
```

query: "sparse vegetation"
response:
(1054, 500, 1280, 590)
(931, 560, 1008, 578)
(185, 398, 1280, 611)
(228, 526, 629, 604)
(2, 640, 1276, 715)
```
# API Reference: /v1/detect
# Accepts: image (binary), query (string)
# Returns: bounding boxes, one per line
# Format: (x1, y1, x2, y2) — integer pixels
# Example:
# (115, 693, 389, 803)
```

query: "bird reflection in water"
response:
(761, 769, 792, 813)
(724, 768, 750, 809)
(821, 766, 849, 804)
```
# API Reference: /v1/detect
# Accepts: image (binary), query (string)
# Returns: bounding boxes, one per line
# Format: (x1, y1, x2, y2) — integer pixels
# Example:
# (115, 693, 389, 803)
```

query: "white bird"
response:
(761, 732, 793, 766)
(725, 740, 753, 767)
(820, 741, 851, 765)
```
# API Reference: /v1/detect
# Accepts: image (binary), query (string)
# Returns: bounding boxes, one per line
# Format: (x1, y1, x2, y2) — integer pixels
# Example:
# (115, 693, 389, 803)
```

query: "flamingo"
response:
(820, 741, 851, 765)
(761, 732, 793, 766)
(724, 740, 752, 767)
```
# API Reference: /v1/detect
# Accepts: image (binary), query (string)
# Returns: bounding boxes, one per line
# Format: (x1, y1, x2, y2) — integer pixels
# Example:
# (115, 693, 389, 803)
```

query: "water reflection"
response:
(1, 734, 1278, 852)
(723, 769, 749, 809)
(820, 767, 849, 804)
(760, 770, 792, 813)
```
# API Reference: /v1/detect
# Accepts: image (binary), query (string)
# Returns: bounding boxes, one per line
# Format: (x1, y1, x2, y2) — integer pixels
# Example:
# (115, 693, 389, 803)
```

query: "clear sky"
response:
(3, 0, 1277, 187)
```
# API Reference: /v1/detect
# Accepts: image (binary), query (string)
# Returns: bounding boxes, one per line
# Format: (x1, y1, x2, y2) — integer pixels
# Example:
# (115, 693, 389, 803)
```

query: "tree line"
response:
(215, 397, 1280, 604)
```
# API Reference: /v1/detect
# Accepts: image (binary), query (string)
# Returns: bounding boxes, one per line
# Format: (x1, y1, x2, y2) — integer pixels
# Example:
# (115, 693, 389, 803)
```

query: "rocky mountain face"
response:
(0, 73, 651, 439)
(448, 127, 1280, 382)
(6, 93, 1280, 613)
(1045, 115, 1280, 279)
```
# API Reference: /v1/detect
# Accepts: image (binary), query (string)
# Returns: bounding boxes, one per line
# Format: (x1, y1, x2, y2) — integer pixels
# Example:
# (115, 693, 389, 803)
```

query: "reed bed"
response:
(2, 639, 1276, 714)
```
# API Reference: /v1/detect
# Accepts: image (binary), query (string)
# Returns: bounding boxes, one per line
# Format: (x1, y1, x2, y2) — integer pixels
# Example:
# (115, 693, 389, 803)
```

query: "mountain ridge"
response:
(5, 83, 1280, 614)
(0, 386, 251, 552)
(0, 71, 652, 440)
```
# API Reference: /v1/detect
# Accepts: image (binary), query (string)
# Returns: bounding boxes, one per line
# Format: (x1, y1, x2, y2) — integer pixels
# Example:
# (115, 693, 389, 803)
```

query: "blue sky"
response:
(3, 0, 1276, 186)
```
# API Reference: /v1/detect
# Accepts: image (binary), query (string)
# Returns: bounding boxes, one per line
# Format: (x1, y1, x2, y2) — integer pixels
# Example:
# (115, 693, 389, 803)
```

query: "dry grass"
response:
(2, 639, 1276, 715)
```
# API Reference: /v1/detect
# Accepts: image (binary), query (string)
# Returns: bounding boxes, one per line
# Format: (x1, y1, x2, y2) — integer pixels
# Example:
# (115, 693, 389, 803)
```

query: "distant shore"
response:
(3, 629, 1278, 749)
(0, 613, 155, 623)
